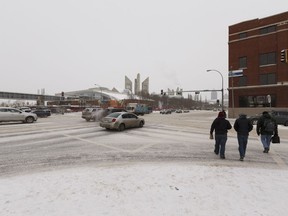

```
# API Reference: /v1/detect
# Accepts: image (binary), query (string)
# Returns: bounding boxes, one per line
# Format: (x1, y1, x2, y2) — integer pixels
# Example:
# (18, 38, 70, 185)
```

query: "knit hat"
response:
(218, 111, 225, 118)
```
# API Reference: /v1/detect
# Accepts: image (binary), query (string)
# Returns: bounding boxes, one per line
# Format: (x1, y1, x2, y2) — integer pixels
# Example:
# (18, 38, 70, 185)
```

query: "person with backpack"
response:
(256, 111, 278, 153)
(234, 113, 253, 161)
(210, 111, 232, 159)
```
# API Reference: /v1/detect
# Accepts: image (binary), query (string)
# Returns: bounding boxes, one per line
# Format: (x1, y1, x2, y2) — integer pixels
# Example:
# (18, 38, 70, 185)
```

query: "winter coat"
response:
(256, 112, 278, 135)
(210, 117, 232, 135)
(233, 114, 253, 136)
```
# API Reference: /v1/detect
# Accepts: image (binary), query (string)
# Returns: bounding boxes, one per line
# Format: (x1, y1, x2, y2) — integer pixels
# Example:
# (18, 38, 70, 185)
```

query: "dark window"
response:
(239, 95, 276, 107)
(259, 25, 276, 34)
(238, 76, 247, 86)
(259, 73, 276, 85)
(239, 32, 247, 39)
(260, 52, 276, 65)
(239, 56, 247, 68)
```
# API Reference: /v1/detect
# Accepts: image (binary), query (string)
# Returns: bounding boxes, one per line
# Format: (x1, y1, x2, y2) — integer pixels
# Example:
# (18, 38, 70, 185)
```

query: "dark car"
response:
(31, 109, 51, 117)
(160, 109, 171, 114)
(248, 110, 288, 126)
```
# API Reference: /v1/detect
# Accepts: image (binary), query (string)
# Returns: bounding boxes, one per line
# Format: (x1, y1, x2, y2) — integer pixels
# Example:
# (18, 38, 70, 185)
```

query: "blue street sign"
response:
(229, 69, 243, 77)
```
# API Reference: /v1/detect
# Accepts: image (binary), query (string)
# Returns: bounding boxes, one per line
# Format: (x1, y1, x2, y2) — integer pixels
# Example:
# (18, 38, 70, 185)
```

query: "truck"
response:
(126, 103, 148, 116)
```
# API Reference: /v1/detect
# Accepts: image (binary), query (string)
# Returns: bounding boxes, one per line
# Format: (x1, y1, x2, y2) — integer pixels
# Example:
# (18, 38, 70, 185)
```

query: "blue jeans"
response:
(215, 134, 227, 157)
(261, 134, 272, 149)
(237, 135, 248, 157)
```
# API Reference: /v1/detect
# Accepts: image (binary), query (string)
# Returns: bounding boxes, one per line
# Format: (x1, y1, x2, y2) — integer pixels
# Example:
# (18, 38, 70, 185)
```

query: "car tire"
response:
(139, 121, 144, 128)
(85, 118, 90, 122)
(118, 124, 125, 131)
(25, 116, 34, 123)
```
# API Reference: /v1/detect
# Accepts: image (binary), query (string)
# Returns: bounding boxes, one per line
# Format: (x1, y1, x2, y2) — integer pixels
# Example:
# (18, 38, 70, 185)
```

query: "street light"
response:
(206, 69, 224, 111)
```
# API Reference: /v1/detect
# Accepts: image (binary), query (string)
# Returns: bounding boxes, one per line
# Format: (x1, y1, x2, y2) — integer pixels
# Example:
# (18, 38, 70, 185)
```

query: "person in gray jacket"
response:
(256, 111, 278, 153)
(234, 114, 253, 161)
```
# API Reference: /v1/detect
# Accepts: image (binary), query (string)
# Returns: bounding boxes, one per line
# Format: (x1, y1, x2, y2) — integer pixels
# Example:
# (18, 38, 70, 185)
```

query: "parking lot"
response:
(1, 110, 288, 176)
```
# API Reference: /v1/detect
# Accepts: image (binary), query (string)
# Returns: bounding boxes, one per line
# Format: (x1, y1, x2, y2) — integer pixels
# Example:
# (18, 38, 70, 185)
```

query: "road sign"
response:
(229, 69, 243, 77)
(267, 95, 271, 103)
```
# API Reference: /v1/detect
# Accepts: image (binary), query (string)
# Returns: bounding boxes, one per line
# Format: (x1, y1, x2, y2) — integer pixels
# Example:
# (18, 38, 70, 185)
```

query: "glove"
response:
(209, 134, 214, 139)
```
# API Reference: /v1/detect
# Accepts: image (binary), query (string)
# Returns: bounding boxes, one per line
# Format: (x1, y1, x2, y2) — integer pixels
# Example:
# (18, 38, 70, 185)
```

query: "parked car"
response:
(248, 110, 288, 126)
(31, 109, 51, 117)
(175, 109, 183, 113)
(100, 112, 145, 131)
(0, 107, 38, 123)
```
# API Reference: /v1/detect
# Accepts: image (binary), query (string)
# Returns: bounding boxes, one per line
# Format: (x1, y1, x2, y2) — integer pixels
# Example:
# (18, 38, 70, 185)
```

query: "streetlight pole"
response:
(206, 69, 224, 111)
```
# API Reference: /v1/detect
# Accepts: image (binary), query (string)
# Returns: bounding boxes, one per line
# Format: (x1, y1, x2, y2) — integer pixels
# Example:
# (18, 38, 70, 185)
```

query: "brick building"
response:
(228, 11, 288, 117)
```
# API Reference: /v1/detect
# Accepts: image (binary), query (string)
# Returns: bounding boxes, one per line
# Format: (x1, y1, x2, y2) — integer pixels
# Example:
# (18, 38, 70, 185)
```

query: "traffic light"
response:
(280, 49, 288, 63)
(161, 89, 163, 95)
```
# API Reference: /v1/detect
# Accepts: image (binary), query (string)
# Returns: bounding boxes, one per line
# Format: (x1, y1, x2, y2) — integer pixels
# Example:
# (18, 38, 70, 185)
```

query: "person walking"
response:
(233, 113, 253, 161)
(210, 111, 232, 159)
(256, 111, 278, 153)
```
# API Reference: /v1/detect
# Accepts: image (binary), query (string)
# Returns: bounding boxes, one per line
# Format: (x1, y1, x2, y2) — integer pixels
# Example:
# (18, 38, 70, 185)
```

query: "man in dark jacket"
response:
(234, 114, 253, 161)
(256, 111, 278, 153)
(210, 111, 232, 159)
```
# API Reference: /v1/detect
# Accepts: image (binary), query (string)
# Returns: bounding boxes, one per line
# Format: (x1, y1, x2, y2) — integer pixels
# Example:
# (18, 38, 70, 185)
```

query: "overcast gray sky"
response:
(0, 1, 287, 97)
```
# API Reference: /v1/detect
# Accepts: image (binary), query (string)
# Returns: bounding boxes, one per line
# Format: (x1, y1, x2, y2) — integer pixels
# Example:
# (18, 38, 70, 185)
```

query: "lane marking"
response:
(62, 133, 126, 152)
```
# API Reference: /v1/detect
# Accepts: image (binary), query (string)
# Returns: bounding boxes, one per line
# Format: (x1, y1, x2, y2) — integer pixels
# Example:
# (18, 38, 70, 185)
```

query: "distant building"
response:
(134, 73, 141, 95)
(142, 77, 149, 94)
(125, 76, 133, 92)
(126, 73, 149, 95)
(211, 91, 217, 100)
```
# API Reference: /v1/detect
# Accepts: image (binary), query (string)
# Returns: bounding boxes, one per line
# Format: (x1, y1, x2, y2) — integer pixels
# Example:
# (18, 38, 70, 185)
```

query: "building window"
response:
(259, 25, 276, 35)
(239, 56, 247, 68)
(238, 76, 247, 86)
(239, 95, 275, 107)
(239, 32, 247, 39)
(259, 73, 276, 85)
(259, 52, 276, 66)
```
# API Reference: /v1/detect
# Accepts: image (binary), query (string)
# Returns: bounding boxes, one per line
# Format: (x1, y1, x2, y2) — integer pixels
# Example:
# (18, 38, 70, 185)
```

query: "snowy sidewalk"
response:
(1, 162, 288, 216)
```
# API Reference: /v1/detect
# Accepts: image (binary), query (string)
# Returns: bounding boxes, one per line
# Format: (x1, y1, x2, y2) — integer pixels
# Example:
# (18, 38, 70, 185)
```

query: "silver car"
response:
(100, 112, 145, 131)
(0, 107, 38, 123)
(81, 107, 102, 121)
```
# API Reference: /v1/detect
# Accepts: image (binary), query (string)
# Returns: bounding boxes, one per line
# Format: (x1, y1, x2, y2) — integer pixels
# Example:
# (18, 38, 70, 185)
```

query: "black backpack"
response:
(263, 118, 275, 133)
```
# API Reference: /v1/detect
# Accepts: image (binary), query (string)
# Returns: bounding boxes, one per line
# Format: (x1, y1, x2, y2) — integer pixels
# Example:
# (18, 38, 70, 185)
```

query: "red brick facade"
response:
(228, 11, 288, 116)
